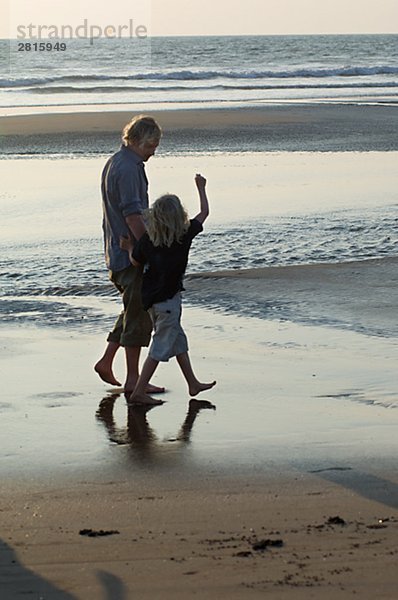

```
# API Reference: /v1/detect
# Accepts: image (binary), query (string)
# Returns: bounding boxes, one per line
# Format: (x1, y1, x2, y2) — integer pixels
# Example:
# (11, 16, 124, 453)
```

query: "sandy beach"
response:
(1, 468, 397, 599)
(1, 103, 398, 154)
(1, 101, 398, 597)
(1, 272, 398, 597)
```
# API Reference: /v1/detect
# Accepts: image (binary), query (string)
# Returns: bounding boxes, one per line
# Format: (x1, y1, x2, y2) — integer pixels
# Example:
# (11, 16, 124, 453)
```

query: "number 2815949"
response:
(18, 42, 67, 51)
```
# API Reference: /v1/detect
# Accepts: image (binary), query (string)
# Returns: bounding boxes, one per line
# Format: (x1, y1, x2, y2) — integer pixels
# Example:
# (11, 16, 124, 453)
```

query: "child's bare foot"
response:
(189, 380, 216, 397)
(128, 393, 164, 406)
(94, 361, 121, 386)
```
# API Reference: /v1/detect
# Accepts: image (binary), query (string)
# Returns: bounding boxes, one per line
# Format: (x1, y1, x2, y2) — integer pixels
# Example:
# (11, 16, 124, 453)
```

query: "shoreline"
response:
(187, 256, 398, 338)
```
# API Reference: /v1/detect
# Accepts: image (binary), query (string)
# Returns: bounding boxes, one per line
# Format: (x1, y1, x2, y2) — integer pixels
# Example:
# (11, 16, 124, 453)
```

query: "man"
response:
(94, 115, 164, 394)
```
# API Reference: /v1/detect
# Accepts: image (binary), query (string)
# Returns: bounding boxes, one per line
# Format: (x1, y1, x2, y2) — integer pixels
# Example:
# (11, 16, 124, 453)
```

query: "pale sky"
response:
(151, 0, 398, 36)
(1, 0, 398, 38)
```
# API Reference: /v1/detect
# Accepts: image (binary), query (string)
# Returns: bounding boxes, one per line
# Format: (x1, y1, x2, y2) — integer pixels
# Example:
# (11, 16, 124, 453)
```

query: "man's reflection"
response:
(96, 393, 215, 459)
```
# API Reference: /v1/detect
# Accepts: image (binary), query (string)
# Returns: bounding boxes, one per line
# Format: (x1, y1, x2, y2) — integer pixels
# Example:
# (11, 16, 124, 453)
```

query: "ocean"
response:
(1, 35, 397, 333)
(1, 34, 398, 110)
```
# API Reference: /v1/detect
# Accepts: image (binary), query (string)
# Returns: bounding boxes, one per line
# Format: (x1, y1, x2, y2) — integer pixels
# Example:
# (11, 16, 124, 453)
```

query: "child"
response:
(126, 174, 216, 405)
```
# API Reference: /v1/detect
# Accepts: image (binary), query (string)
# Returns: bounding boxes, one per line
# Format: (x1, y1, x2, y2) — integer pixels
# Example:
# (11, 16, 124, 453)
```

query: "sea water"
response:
(0, 35, 397, 332)
(1, 34, 398, 109)
(0, 152, 397, 333)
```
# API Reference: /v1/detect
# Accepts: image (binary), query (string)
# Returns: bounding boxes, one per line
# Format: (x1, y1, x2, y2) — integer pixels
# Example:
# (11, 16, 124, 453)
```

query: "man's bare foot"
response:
(124, 381, 166, 394)
(128, 393, 164, 406)
(94, 361, 121, 386)
(146, 383, 166, 394)
(189, 380, 216, 397)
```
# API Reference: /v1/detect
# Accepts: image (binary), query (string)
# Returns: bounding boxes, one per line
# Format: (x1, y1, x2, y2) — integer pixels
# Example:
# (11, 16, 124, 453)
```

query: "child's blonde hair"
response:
(145, 194, 189, 247)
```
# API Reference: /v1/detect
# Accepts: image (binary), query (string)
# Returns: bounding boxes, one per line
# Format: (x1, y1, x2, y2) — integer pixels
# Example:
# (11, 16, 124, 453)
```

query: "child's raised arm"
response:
(193, 174, 209, 224)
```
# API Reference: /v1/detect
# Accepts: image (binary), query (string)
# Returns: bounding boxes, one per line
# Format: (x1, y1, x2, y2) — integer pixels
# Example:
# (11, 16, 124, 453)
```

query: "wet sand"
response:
(1, 290, 397, 597)
(0, 104, 303, 133)
(1, 103, 398, 154)
(187, 256, 398, 337)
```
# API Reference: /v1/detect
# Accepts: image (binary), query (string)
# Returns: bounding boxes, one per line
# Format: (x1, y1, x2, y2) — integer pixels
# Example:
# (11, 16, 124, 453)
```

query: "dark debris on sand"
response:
(252, 539, 284, 551)
(326, 516, 346, 526)
(79, 528, 120, 538)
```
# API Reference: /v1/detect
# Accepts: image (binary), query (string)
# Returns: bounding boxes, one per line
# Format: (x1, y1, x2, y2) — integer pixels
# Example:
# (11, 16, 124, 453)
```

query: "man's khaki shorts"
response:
(107, 265, 152, 347)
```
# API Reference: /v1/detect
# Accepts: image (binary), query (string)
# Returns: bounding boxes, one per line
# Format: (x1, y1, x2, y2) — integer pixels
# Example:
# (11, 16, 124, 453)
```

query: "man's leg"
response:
(124, 345, 141, 392)
(94, 307, 124, 386)
(118, 266, 164, 393)
(94, 273, 125, 386)
(94, 341, 121, 386)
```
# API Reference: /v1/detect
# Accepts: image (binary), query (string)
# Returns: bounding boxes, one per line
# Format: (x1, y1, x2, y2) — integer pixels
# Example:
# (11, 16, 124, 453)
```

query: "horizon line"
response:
(1, 32, 397, 41)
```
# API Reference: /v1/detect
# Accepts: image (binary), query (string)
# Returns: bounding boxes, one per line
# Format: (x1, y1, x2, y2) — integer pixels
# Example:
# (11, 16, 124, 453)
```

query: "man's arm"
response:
(119, 234, 140, 266)
(125, 213, 146, 240)
(193, 174, 209, 224)
(117, 164, 147, 240)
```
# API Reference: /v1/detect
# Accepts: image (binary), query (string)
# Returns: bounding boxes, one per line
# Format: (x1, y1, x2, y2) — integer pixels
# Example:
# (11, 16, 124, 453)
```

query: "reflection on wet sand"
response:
(96, 393, 216, 461)
(176, 399, 217, 442)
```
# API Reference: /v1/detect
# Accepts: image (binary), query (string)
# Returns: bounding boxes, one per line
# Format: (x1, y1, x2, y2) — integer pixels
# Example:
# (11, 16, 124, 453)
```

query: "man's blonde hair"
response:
(122, 115, 162, 147)
(145, 194, 189, 248)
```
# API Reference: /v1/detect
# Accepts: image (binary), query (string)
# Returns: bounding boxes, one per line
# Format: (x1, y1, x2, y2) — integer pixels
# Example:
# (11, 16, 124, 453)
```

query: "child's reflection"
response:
(96, 393, 215, 458)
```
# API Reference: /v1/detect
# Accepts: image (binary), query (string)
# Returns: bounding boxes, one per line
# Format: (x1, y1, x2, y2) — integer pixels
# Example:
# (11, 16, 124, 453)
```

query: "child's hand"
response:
(195, 173, 206, 190)
(120, 235, 134, 252)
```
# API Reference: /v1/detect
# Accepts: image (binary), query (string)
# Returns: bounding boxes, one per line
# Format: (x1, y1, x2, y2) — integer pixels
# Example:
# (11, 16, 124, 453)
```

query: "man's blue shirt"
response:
(101, 145, 149, 272)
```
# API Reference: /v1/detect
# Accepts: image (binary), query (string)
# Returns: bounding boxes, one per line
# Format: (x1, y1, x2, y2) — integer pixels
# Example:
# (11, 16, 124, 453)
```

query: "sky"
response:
(1, 0, 398, 38)
(151, 0, 398, 36)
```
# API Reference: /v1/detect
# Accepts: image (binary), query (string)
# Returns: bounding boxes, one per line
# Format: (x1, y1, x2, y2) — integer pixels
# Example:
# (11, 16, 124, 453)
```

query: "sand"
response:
(1, 103, 398, 153)
(0, 105, 302, 133)
(187, 256, 398, 337)
(1, 472, 397, 599)
(1, 285, 397, 598)
(1, 106, 398, 597)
